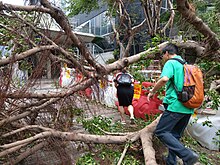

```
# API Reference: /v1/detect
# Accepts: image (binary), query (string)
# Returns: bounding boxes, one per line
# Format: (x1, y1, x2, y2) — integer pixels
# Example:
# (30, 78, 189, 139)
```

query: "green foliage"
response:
(71, 107, 84, 116)
(213, 130, 220, 149)
(66, 0, 117, 17)
(193, 0, 208, 12)
(76, 153, 98, 165)
(190, 114, 220, 155)
(200, 11, 220, 37)
(182, 132, 217, 165)
(19, 60, 32, 71)
(173, 0, 219, 44)
(98, 147, 121, 163)
(113, 48, 119, 60)
(215, 0, 220, 11)
(192, 0, 220, 37)
(144, 113, 160, 126)
(199, 152, 213, 165)
(203, 90, 220, 110)
(129, 59, 152, 83)
(80, 115, 126, 135)
(182, 135, 215, 165)
(130, 35, 168, 84)
(202, 117, 213, 127)
(160, 10, 172, 24)
(199, 60, 220, 72)
(81, 115, 111, 135)
(144, 34, 168, 59)
(144, 34, 164, 50)
(0, 11, 36, 54)
(183, 134, 198, 148)
(66, 0, 99, 16)
(76, 115, 148, 164)
(198, 60, 220, 89)
(131, 71, 149, 84)
(80, 113, 160, 136)
(76, 145, 142, 165)
(156, 86, 166, 100)
(120, 155, 141, 165)
(105, 58, 117, 64)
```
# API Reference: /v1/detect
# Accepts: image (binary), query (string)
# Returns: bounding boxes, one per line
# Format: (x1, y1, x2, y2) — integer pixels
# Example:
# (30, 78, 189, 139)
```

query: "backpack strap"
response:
(169, 58, 186, 65)
(170, 77, 180, 92)
(168, 58, 186, 93)
(115, 73, 121, 80)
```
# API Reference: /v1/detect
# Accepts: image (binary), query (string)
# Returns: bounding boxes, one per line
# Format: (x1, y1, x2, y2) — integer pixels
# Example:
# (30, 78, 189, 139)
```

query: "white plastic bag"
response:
(187, 107, 220, 151)
(59, 67, 75, 87)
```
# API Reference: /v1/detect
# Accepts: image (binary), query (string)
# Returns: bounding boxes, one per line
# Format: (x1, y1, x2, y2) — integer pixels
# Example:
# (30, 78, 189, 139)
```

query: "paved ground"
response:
(31, 79, 123, 122)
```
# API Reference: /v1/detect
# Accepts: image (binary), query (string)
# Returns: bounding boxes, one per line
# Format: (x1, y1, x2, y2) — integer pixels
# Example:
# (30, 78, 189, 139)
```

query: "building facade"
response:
(70, 0, 170, 56)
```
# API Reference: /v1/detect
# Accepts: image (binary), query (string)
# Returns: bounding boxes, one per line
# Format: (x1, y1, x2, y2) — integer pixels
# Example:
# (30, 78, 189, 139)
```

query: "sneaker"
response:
(121, 121, 126, 125)
(130, 118, 135, 124)
(184, 152, 199, 165)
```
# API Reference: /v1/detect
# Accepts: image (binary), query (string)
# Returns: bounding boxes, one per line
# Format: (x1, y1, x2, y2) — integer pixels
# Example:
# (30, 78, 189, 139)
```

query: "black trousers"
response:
(117, 85, 134, 106)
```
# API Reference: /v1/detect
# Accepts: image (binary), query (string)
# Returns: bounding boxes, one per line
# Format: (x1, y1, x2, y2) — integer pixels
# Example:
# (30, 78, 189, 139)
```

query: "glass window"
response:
(91, 19, 95, 34)
(73, 11, 114, 36)
(82, 22, 89, 33)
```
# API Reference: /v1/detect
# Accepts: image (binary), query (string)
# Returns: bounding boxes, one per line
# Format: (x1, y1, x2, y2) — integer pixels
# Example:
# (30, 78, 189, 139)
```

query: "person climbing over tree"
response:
(147, 43, 199, 165)
(114, 68, 135, 124)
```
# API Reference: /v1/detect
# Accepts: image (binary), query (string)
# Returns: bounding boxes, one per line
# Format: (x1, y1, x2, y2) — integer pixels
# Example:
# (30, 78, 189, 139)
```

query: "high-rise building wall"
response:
(70, 0, 169, 54)
(73, 11, 114, 36)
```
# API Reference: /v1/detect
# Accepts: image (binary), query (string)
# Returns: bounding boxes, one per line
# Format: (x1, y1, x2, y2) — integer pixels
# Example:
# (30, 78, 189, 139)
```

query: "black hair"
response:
(162, 43, 178, 55)
(121, 68, 127, 73)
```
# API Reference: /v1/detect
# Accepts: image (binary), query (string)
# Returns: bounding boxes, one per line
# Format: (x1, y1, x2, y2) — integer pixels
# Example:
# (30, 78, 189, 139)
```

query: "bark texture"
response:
(0, 0, 219, 164)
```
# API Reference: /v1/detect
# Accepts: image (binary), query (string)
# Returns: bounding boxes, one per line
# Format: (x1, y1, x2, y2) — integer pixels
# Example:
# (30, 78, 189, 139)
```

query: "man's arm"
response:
(147, 76, 169, 101)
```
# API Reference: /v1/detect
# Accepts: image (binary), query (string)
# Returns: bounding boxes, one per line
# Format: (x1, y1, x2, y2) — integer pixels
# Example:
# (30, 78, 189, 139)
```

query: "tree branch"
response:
(176, 0, 220, 53)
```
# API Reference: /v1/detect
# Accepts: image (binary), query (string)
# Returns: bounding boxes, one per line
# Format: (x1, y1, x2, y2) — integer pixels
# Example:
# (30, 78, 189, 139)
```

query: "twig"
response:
(92, 123, 130, 136)
(117, 143, 129, 165)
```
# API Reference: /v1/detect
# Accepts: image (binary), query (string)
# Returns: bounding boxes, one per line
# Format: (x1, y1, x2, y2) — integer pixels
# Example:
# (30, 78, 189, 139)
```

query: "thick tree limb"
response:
(0, 98, 60, 127)
(0, 131, 52, 149)
(13, 11, 91, 77)
(39, 0, 105, 75)
(2, 125, 53, 138)
(5, 141, 48, 165)
(161, 0, 175, 34)
(140, 115, 161, 164)
(0, 2, 51, 13)
(0, 45, 57, 66)
(5, 78, 94, 99)
(0, 143, 28, 157)
(176, 0, 220, 53)
(1, 115, 161, 164)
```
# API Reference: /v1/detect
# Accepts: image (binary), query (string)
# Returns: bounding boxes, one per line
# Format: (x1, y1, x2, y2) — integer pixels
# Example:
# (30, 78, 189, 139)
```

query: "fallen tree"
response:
(0, 0, 219, 164)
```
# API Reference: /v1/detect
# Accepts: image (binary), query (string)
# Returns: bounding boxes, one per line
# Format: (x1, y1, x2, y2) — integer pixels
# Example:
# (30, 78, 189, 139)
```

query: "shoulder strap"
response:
(170, 77, 179, 92)
(169, 58, 186, 65)
(116, 72, 122, 77)
(168, 58, 186, 92)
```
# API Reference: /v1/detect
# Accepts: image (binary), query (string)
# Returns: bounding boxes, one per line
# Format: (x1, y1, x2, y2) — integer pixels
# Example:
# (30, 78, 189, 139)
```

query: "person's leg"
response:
(155, 111, 178, 165)
(117, 86, 126, 124)
(128, 105, 134, 119)
(128, 105, 135, 124)
(166, 149, 177, 165)
(166, 114, 192, 165)
(155, 110, 194, 164)
(118, 106, 126, 123)
(127, 86, 134, 124)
